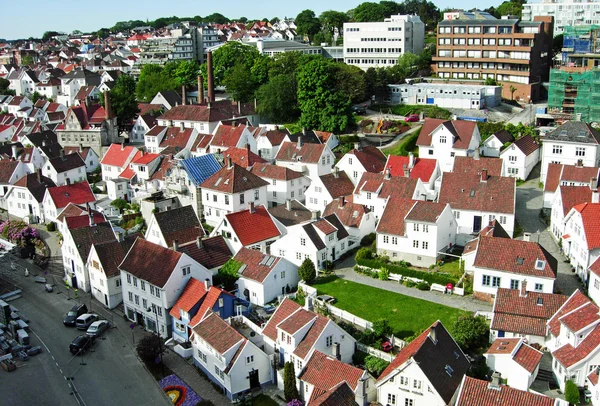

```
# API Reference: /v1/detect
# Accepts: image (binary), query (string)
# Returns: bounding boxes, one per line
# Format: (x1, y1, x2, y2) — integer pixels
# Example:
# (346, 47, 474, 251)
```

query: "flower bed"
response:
(0, 220, 50, 265)
(356, 258, 457, 286)
(159, 374, 202, 406)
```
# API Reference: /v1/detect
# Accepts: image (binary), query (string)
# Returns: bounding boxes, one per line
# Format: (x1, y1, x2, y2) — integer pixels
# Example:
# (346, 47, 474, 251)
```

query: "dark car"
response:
(63, 303, 88, 327)
(70, 335, 93, 355)
(352, 105, 367, 115)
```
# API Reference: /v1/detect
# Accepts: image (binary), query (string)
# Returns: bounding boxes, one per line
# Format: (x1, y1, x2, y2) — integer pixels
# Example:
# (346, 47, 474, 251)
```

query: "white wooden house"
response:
(500, 135, 540, 181)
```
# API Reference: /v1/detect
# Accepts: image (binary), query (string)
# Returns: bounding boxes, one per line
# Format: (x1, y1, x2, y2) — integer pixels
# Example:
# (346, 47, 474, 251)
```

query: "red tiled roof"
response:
(132, 151, 160, 165)
(548, 290, 591, 337)
(512, 135, 540, 156)
(119, 167, 135, 179)
(65, 212, 106, 230)
(320, 171, 355, 200)
(544, 163, 563, 192)
(192, 312, 245, 355)
(513, 342, 543, 373)
(560, 301, 600, 333)
(354, 172, 418, 200)
(545, 163, 600, 193)
(590, 257, 600, 278)
(276, 142, 326, 164)
(456, 376, 554, 406)
(234, 248, 281, 283)
(261, 129, 288, 146)
(323, 196, 368, 228)
(169, 277, 208, 318)
(47, 181, 95, 209)
(313, 218, 337, 235)
(223, 146, 266, 169)
(0, 160, 20, 183)
(192, 133, 212, 151)
(386, 155, 437, 182)
(438, 172, 515, 214)
(118, 238, 182, 288)
(405, 200, 447, 223)
(137, 103, 163, 116)
(589, 370, 600, 386)
(177, 236, 232, 271)
(225, 205, 281, 246)
(573, 203, 600, 249)
(189, 287, 235, 327)
(453, 156, 503, 177)
(376, 198, 416, 235)
(300, 350, 364, 392)
(64, 146, 91, 160)
(210, 124, 246, 149)
(346, 146, 387, 173)
(100, 143, 138, 167)
(485, 338, 520, 355)
(554, 323, 600, 368)
(250, 163, 304, 181)
(159, 102, 256, 124)
(200, 163, 268, 193)
(293, 316, 329, 360)
(560, 185, 593, 216)
(417, 119, 477, 150)
(262, 298, 303, 341)
(159, 127, 194, 150)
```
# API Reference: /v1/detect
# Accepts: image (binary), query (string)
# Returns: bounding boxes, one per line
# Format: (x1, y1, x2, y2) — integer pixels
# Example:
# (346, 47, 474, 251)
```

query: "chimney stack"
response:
(333, 342, 340, 360)
(355, 377, 367, 406)
(520, 280, 528, 297)
(403, 164, 410, 178)
(489, 372, 502, 390)
(227, 157, 233, 169)
(104, 91, 113, 119)
(197, 75, 204, 104)
(333, 166, 339, 178)
(79, 143, 84, 152)
(36, 168, 41, 183)
(238, 101, 241, 115)
(204, 278, 211, 290)
(408, 152, 415, 169)
(429, 323, 438, 344)
(354, 142, 361, 151)
(591, 177, 598, 192)
(338, 196, 344, 208)
(481, 169, 488, 182)
(384, 167, 391, 180)
(311, 210, 318, 221)
(593, 190, 600, 204)
(297, 135, 303, 149)
(181, 85, 187, 106)
(60, 148, 65, 159)
(87, 203, 95, 227)
(180, 122, 185, 132)
(11, 144, 18, 159)
(246, 143, 250, 154)
(172, 239, 179, 251)
(286, 199, 292, 211)
(248, 201, 255, 213)
(207, 51, 215, 102)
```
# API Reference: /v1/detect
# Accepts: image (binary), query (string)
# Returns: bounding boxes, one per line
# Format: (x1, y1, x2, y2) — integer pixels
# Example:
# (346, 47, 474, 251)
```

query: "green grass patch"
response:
(250, 394, 279, 406)
(372, 104, 452, 120)
(437, 257, 464, 280)
(382, 128, 421, 156)
(313, 276, 468, 339)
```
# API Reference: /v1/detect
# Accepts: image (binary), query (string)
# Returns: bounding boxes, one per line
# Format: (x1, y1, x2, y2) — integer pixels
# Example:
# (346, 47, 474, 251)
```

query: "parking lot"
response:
(0, 257, 168, 406)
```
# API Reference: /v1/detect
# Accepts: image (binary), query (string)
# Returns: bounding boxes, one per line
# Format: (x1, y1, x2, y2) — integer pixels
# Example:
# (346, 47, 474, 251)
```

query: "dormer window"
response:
(535, 259, 546, 270)
(445, 365, 454, 376)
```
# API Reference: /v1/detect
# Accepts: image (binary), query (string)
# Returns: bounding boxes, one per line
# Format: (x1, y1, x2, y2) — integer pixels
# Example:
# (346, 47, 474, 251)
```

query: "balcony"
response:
(167, 181, 188, 193)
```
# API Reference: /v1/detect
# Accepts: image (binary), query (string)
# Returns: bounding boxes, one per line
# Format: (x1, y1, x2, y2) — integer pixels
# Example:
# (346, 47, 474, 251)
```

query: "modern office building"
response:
(523, 0, 600, 35)
(343, 14, 425, 70)
(431, 12, 553, 102)
(386, 83, 502, 109)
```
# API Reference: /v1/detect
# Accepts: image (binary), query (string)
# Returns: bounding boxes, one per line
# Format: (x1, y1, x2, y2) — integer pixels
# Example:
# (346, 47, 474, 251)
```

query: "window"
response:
(134, 295, 139, 305)
(300, 237, 306, 246)
(492, 276, 501, 287)
(326, 335, 333, 347)
(240, 194, 245, 204)
(423, 225, 428, 233)
(440, 135, 447, 144)
(127, 274, 131, 284)
(182, 266, 190, 276)
(387, 394, 396, 405)
(296, 252, 302, 260)
(150, 285, 155, 295)
(391, 237, 398, 245)
(413, 240, 419, 248)
(225, 195, 229, 205)
(155, 288, 161, 298)
(509, 156, 517, 162)
(214, 366, 225, 380)
(482, 275, 491, 286)
(422, 241, 428, 250)
(116, 279, 121, 287)
(133, 277, 138, 287)
(296, 357, 302, 370)
(413, 379, 422, 390)
(413, 223, 420, 232)
(246, 355, 254, 364)
(552, 145, 563, 155)
(510, 279, 519, 290)
(595, 279, 600, 290)
(383, 235, 389, 243)
(128, 292, 133, 302)
(399, 376, 409, 386)
(281, 271, 286, 279)
(197, 349, 207, 363)
(535, 283, 543, 291)
(576, 147, 586, 157)
(499, 216, 507, 225)
(366, 192, 372, 200)
(454, 211, 460, 219)
(254, 189, 259, 200)
(141, 281, 145, 291)
(213, 194, 217, 202)
(405, 400, 414, 406)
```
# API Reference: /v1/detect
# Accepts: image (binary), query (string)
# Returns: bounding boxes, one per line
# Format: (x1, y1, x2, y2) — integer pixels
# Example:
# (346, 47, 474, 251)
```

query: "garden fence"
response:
(356, 343, 395, 363)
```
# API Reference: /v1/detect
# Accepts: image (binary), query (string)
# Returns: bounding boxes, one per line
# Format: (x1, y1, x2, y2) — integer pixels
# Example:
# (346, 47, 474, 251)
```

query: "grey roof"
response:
(158, 90, 182, 108)
(70, 222, 117, 264)
(439, 19, 519, 26)
(302, 223, 326, 250)
(545, 121, 600, 144)
(27, 130, 58, 147)
(153, 206, 203, 247)
(249, 40, 321, 51)
(268, 200, 312, 227)
(491, 129, 515, 144)
(323, 214, 350, 240)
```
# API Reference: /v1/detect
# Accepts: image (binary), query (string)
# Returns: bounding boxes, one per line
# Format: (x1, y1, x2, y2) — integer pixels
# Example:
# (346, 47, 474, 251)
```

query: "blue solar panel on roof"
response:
(181, 155, 223, 186)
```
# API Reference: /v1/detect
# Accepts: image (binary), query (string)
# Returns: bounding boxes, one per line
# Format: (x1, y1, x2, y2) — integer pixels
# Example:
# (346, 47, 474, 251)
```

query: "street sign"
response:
(129, 323, 135, 329)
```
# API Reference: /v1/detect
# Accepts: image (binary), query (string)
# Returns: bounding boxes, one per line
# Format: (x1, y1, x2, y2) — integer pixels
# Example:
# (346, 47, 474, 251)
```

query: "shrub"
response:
(364, 356, 390, 378)
(339, 135, 360, 144)
(360, 233, 376, 247)
(378, 267, 389, 281)
(356, 258, 457, 285)
(218, 259, 243, 291)
(283, 362, 299, 402)
(46, 222, 56, 232)
(452, 315, 489, 352)
(136, 334, 164, 365)
(355, 247, 373, 261)
(299, 258, 317, 285)
(416, 281, 430, 291)
(110, 198, 129, 211)
(372, 319, 392, 337)
(564, 379, 579, 405)
(404, 280, 417, 288)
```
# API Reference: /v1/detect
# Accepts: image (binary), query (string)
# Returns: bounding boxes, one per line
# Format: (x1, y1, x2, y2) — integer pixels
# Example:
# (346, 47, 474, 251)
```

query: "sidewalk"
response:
(334, 256, 492, 313)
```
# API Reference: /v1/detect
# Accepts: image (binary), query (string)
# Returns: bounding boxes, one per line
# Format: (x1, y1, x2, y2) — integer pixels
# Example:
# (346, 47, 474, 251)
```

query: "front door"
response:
(136, 312, 145, 327)
(473, 216, 482, 233)
(104, 294, 108, 307)
(249, 369, 259, 389)
(331, 247, 336, 261)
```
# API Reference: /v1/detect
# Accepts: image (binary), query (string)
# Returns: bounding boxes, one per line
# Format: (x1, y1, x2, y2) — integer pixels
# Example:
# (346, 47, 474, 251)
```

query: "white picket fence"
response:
(298, 281, 317, 297)
(356, 343, 395, 363)
(326, 304, 373, 330)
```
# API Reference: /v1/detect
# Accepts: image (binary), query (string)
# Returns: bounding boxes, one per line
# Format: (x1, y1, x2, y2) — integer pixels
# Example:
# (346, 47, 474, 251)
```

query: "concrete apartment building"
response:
(386, 83, 502, 110)
(523, 0, 600, 35)
(432, 11, 553, 102)
(343, 14, 425, 70)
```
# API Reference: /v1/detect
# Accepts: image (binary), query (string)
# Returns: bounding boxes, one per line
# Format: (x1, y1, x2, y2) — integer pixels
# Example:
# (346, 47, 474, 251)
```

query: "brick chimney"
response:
(207, 51, 215, 102)
(196, 236, 203, 249)
(338, 196, 344, 208)
(227, 157, 233, 169)
(384, 167, 391, 180)
(481, 169, 488, 182)
(248, 201, 255, 213)
(104, 91, 113, 119)
(197, 75, 204, 104)
(180, 122, 185, 132)
(36, 168, 41, 183)
(408, 152, 415, 169)
(519, 280, 527, 297)
(311, 210, 318, 221)
(181, 85, 187, 106)
(403, 164, 410, 178)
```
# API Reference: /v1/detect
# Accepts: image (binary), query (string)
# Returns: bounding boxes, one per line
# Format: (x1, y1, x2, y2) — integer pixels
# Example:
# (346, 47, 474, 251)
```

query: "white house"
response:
(588, 368, 600, 406)
(416, 118, 482, 173)
(150, 90, 181, 110)
(191, 312, 272, 399)
(208, 124, 258, 155)
(376, 321, 470, 406)
(540, 121, 600, 185)
(87, 235, 138, 309)
(463, 236, 557, 301)
(212, 203, 284, 255)
(42, 150, 87, 186)
(64, 146, 100, 173)
(43, 181, 97, 224)
(131, 114, 158, 144)
(304, 168, 355, 213)
(5, 172, 55, 223)
(438, 169, 516, 243)
(335, 144, 387, 186)
(250, 163, 310, 208)
(6, 95, 33, 115)
(255, 127, 289, 162)
(0, 159, 28, 208)
(145, 205, 204, 249)
(546, 290, 600, 391)
(484, 337, 543, 391)
(100, 143, 139, 181)
(200, 160, 269, 227)
(500, 135, 540, 181)
(270, 213, 351, 269)
(481, 129, 514, 158)
(119, 237, 213, 338)
(562, 202, 600, 282)
(145, 125, 198, 156)
(275, 139, 336, 179)
(376, 198, 457, 267)
(234, 247, 299, 306)
(323, 196, 376, 247)
(543, 162, 600, 208)
(550, 184, 596, 242)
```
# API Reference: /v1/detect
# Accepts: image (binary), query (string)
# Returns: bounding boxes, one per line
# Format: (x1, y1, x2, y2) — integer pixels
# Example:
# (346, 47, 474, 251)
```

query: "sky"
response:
(0, 0, 499, 40)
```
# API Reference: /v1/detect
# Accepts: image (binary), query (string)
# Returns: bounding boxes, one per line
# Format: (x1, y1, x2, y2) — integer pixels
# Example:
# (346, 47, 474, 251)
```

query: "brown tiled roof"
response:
(491, 129, 515, 144)
(92, 234, 139, 278)
(417, 119, 477, 150)
(545, 163, 600, 193)
(268, 200, 313, 227)
(559, 185, 593, 216)
(210, 125, 246, 149)
(177, 236, 232, 270)
(250, 162, 304, 181)
(320, 171, 354, 199)
(376, 198, 416, 235)
(473, 237, 556, 278)
(225, 205, 281, 246)
(309, 382, 358, 406)
(158, 127, 194, 150)
(261, 297, 303, 341)
(485, 337, 520, 355)
(405, 200, 447, 223)
(560, 302, 600, 333)
(553, 323, 600, 368)
(544, 163, 563, 192)
(189, 286, 235, 327)
(323, 196, 369, 228)
(276, 141, 326, 164)
(589, 369, 600, 386)
(416, 118, 447, 146)
(293, 316, 329, 359)
(118, 238, 182, 288)
(0, 160, 20, 183)
(154, 206, 203, 248)
(299, 350, 364, 392)
(438, 172, 515, 214)
(234, 247, 281, 283)
(513, 342, 543, 373)
(159, 101, 256, 123)
(512, 135, 540, 156)
(452, 156, 503, 177)
(262, 129, 288, 146)
(137, 103, 163, 116)
(278, 308, 316, 335)
(456, 376, 555, 406)
(200, 163, 268, 193)
(354, 172, 418, 200)
(346, 146, 387, 173)
(192, 312, 245, 355)
(191, 133, 213, 151)
(548, 290, 590, 337)
(69, 222, 117, 265)
(223, 146, 266, 169)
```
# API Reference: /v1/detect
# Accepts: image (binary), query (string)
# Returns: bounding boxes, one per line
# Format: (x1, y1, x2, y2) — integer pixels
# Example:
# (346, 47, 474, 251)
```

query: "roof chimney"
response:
(36, 168, 41, 183)
(60, 148, 65, 159)
(79, 143, 84, 152)
(204, 278, 211, 290)
(248, 201, 255, 213)
(384, 167, 391, 180)
(286, 199, 292, 211)
(338, 196, 344, 208)
(333, 166, 339, 178)
(481, 169, 488, 182)
(198, 75, 204, 104)
(227, 157, 233, 169)
(196, 236, 203, 249)
(519, 280, 527, 297)
(489, 372, 501, 390)
(11, 144, 18, 159)
(429, 323, 438, 344)
(172, 239, 179, 251)
(238, 101, 241, 115)
(246, 143, 250, 154)
(297, 135, 303, 149)
(104, 90, 113, 119)
(473, 148, 480, 160)
(354, 142, 361, 152)
(88, 203, 95, 227)
(333, 342, 340, 360)
(593, 190, 600, 204)
(408, 152, 415, 169)
(207, 51, 215, 102)
(591, 177, 598, 192)
(179, 122, 184, 132)
(311, 210, 318, 221)
(181, 85, 186, 106)
(403, 164, 410, 178)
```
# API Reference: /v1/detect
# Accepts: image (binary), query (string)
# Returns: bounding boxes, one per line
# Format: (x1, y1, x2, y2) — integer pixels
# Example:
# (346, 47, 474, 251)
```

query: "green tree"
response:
(484, 77, 498, 86)
(393, 52, 423, 79)
(42, 31, 61, 41)
(105, 75, 139, 129)
(295, 9, 322, 42)
(452, 315, 489, 352)
(297, 57, 352, 133)
(351, 2, 388, 22)
(136, 64, 177, 102)
(553, 34, 564, 58)
(136, 334, 165, 365)
(210, 42, 260, 86)
(372, 319, 392, 337)
(298, 258, 317, 285)
(509, 85, 517, 101)
(320, 10, 349, 36)
(95, 28, 110, 39)
(496, 0, 524, 18)
(270, 17, 281, 24)
(364, 355, 390, 377)
(256, 74, 300, 123)
(164, 60, 201, 88)
(204, 13, 230, 24)
(218, 258, 243, 290)
(283, 362, 299, 402)
(0, 77, 13, 95)
(31, 91, 42, 103)
(564, 379, 580, 405)
(364, 67, 390, 103)
(21, 55, 34, 66)
(335, 63, 367, 104)
(267, 51, 305, 79)
(223, 63, 259, 102)
(110, 198, 129, 211)
(399, 0, 441, 30)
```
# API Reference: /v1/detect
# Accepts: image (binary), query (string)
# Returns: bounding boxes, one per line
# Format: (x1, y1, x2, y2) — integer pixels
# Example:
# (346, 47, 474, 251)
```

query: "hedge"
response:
(356, 258, 457, 286)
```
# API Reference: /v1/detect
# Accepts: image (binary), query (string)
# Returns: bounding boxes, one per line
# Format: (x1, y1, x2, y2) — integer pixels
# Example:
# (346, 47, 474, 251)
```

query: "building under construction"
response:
(562, 25, 600, 68)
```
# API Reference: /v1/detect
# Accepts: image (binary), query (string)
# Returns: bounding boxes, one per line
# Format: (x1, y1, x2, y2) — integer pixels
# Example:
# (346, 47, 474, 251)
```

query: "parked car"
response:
(263, 304, 276, 314)
(70, 335, 93, 355)
(352, 105, 367, 115)
(26, 346, 42, 356)
(404, 114, 419, 122)
(63, 304, 88, 327)
(76, 314, 99, 331)
(86, 320, 109, 338)
(315, 295, 336, 305)
(382, 341, 393, 352)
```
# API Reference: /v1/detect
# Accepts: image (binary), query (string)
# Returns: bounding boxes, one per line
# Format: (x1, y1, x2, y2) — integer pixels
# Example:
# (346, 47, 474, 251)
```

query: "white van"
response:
(76, 314, 98, 330)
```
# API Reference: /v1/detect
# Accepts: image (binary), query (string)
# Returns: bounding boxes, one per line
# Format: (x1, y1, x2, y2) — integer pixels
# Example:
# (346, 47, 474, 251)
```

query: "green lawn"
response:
(314, 276, 468, 339)
(381, 128, 420, 156)
(251, 394, 279, 406)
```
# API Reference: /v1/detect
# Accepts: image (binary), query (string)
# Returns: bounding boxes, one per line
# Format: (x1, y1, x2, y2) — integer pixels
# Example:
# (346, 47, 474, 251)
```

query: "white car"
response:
(86, 320, 109, 338)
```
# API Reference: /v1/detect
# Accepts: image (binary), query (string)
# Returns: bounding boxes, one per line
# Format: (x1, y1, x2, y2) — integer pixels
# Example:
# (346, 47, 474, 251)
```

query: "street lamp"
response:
(147, 306, 164, 377)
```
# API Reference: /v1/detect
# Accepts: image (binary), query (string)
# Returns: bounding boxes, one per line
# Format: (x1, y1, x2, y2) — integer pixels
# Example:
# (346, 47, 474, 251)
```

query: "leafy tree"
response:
(267, 51, 305, 79)
(496, 0, 524, 18)
(270, 17, 281, 24)
(399, 0, 440, 30)
(295, 9, 322, 42)
(72, 30, 83, 35)
(0, 77, 13, 94)
(509, 85, 517, 101)
(136, 334, 165, 365)
(218, 258, 243, 290)
(164, 60, 200, 88)
(335, 63, 367, 104)
(313, 31, 334, 46)
(352, 2, 389, 22)
(105, 75, 139, 129)
(298, 258, 317, 285)
(553, 34, 564, 58)
(452, 315, 489, 352)
(364, 67, 390, 103)
(393, 52, 423, 79)
(484, 77, 498, 86)
(204, 13, 230, 24)
(320, 10, 349, 36)
(223, 63, 258, 102)
(372, 318, 392, 337)
(136, 64, 177, 102)
(31, 91, 42, 103)
(364, 355, 389, 377)
(110, 198, 129, 211)
(211, 42, 260, 86)
(283, 362, 299, 402)
(256, 74, 300, 123)
(42, 31, 61, 41)
(21, 55, 34, 66)
(297, 57, 352, 133)
(95, 28, 110, 39)
(564, 379, 580, 405)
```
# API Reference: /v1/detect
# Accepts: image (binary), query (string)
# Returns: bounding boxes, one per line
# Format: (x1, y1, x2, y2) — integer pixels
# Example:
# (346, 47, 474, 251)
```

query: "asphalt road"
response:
(0, 257, 168, 406)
